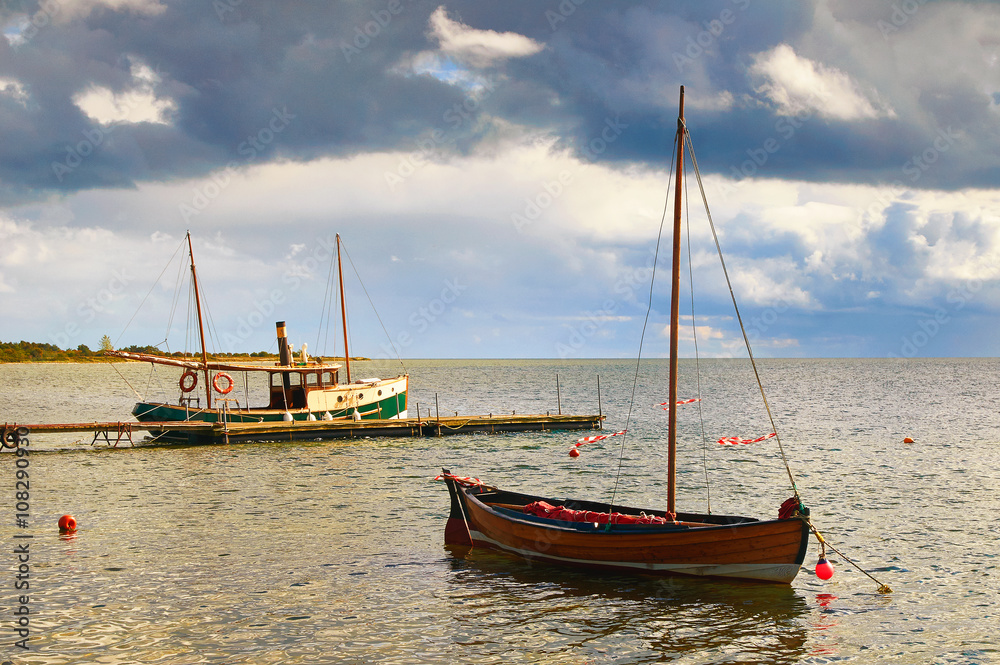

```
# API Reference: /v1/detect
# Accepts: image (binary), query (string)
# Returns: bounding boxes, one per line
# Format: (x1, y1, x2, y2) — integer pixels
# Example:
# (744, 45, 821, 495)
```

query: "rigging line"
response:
(684, 130, 799, 496)
(113, 236, 187, 348)
(316, 242, 339, 356)
(165, 238, 190, 351)
(339, 239, 407, 373)
(682, 136, 712, 515)
(104, 358, 143, 400)
(608, 130, 679, 512)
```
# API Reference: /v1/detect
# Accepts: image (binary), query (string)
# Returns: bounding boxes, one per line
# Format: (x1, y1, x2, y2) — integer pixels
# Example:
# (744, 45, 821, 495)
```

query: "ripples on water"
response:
(0, 359, 998, 663)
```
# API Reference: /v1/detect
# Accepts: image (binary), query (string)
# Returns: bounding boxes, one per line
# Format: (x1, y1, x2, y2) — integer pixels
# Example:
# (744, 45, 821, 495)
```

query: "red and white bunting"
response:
(717, 432, 777, 446)
(433, 473, 484, 487)
(660, 398, 701, 409)
(574, 429, 627, 447)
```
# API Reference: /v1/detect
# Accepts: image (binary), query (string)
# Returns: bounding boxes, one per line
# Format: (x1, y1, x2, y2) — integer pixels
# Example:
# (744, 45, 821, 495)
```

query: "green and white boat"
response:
(106, 233, 408, 441)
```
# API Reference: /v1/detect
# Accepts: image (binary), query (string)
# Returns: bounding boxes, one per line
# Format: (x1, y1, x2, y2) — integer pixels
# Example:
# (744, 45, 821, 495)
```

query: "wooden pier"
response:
(3, 413, 604, 447)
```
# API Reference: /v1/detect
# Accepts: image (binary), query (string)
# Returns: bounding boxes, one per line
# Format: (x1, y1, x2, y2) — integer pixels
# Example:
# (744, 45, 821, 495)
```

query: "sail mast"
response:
(187, 231, 212, 409)
(336, 234, 352, 384)
(667, 86, 685, 515)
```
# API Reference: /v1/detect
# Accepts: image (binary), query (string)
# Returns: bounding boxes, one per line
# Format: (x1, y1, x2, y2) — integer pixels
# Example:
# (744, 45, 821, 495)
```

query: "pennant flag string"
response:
(717, 432, 777, 446)
(570, 429, 627, 457)
(659, 398, 701, 409)
(575, 429, 627, 447)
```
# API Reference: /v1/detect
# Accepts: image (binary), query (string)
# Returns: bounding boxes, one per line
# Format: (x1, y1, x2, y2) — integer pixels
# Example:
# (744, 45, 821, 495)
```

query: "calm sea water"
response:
(1, 358, 998, 664)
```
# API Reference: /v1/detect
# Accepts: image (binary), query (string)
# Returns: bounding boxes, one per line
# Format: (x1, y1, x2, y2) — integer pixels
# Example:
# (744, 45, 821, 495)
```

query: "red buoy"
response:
(569, 448, 580, 458)
(903, 437, 914, 443)
(58, 515, 77, 532)
(815, 557, 834, 580)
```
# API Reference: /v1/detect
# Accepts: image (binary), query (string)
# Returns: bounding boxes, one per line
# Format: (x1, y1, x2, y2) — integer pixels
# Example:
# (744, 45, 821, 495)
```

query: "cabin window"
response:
(322, 371, 335, 385)
(337, 395, 343, 403)
(305, 372, 320, 387)
(377, 390, 382, 396)
(287, 372, 302, 387)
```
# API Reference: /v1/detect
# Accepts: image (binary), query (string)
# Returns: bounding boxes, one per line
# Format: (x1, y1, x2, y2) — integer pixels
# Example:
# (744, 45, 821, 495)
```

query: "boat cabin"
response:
(268, 368, 339, 410)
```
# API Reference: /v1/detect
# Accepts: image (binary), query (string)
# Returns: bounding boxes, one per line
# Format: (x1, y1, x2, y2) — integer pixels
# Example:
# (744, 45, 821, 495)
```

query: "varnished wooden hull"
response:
(442, 472, 810, 584)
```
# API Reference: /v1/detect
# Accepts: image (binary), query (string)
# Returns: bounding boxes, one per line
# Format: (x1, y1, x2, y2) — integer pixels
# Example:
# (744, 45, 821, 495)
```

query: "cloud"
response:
(749, 44, 894, 120)
(0, 78, 29, 106)
(426, 5, 544, 68)
(73, 59, 176, 125)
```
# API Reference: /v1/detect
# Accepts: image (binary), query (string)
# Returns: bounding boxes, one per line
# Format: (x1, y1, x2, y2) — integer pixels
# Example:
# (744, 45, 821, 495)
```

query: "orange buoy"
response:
(903, 437, 914, 443)
(569, 448, 580, 458)
(58, 515, 77, 532)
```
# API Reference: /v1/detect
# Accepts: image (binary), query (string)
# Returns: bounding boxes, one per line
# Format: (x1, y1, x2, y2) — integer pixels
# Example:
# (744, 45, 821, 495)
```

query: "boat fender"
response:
(212, 372, 234, 395)
(778, 496, 809, 519)
(179, 370, 198, 393)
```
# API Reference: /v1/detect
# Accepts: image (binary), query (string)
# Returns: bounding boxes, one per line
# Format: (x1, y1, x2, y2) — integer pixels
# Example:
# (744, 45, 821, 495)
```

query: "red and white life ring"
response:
(212, 372, 234, 395)
(179, 370, 198, 393)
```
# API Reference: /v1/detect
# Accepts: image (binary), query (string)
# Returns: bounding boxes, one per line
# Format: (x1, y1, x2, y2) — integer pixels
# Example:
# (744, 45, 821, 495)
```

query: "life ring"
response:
(179, 370, 198, 393)
(212, 372, 234, 395)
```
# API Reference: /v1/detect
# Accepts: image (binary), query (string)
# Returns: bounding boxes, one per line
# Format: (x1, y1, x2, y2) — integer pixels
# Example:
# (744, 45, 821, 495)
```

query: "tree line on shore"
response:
(0, 340, 277, 363)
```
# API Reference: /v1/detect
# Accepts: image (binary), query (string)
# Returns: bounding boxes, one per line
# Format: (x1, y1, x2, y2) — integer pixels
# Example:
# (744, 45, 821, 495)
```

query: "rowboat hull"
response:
(442, 472, 810, 584)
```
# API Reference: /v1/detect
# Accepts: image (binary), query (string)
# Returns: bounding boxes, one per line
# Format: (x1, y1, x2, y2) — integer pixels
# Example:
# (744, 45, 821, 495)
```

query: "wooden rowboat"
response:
(441, 471, 810, 583)
(441, 86, 815, 584)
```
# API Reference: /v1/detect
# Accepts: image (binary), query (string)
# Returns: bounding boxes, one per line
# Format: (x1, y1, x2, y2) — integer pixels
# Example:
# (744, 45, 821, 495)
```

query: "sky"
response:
(1, 0, 999, 359)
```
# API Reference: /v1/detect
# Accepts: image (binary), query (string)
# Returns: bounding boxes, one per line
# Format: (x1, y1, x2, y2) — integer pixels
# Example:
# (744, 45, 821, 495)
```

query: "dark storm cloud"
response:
(0, 0, 997, 205)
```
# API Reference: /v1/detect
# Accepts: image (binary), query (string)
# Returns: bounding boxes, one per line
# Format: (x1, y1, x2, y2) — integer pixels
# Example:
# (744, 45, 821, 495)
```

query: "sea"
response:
(0, 357, 997, 664)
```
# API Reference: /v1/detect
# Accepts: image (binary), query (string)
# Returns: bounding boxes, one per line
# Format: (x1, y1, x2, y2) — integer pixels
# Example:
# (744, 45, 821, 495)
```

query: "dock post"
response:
(556, 373, 562, 415)
(435, 393, 441, 437)
(597, 375, 603, 429)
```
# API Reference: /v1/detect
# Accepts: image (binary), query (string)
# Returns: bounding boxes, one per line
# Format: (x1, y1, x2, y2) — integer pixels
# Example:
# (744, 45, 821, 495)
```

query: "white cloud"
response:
(0, 78, 29, 106)
(749, 44, 894, 120)
(73, 60, 176, 125)
(427, 6, 544, 67)
(59, 0, 167, 19)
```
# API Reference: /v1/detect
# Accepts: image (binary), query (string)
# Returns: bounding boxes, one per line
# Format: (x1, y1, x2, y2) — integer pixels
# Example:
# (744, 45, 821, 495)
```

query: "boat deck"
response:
(5, 413, 605, 446)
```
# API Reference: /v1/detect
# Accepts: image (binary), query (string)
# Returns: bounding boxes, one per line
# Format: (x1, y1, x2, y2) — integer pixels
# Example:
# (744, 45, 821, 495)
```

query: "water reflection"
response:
(445, 549, 810, 664)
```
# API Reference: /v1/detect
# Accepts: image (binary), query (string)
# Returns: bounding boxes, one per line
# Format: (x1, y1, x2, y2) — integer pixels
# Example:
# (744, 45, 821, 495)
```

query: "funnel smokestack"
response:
(276, 321, 290, 366)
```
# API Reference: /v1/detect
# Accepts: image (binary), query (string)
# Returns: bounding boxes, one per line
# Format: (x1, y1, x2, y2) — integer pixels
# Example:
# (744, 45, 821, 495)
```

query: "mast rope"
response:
(338, 239, 407, 373)
(683, 130, 800, 497)
(607, 130, 679, 512)
(682, 147, 713, 515)
(113, 236, 186, 349)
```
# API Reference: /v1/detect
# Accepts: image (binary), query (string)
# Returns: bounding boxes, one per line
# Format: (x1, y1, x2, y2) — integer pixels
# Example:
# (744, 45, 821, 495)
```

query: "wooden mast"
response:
(187, 231, 212, 408)
(667, 86, 685, 515)
(336, 234, 352, 384)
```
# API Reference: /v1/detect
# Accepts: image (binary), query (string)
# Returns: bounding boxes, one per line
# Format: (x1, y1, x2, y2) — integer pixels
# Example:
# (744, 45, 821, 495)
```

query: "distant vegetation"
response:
(0, 340, 279, 363)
